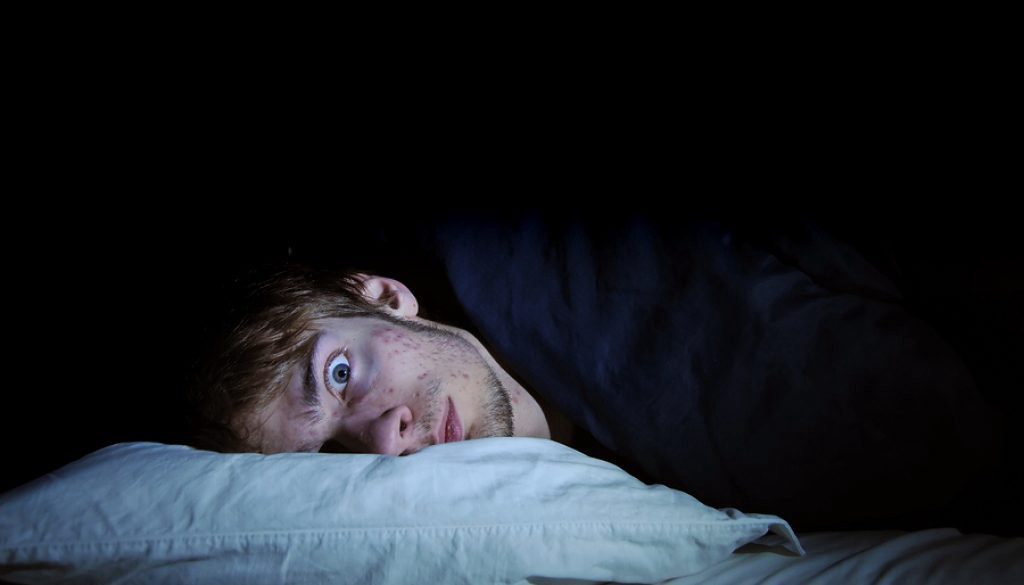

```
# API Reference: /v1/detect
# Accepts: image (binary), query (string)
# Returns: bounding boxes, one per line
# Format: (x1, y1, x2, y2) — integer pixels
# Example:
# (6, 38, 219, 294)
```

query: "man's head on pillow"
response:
(190, 269, 550, 454)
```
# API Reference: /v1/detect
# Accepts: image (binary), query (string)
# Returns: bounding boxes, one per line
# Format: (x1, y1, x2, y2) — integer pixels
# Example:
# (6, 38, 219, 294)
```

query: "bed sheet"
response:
(664, 528, 1024, 585)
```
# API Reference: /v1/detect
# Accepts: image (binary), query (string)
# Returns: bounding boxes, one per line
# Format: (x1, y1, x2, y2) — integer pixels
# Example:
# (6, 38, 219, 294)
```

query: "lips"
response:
(440, 396, 463, 444)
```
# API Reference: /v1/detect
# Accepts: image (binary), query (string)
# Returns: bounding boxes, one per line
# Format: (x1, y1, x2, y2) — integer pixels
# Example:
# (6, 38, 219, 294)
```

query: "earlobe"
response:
(354, 274, 420, 317)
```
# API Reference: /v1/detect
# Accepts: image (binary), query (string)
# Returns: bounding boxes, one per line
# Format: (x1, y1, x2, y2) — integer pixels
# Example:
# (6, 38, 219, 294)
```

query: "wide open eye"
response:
(325, 352, 351, 395)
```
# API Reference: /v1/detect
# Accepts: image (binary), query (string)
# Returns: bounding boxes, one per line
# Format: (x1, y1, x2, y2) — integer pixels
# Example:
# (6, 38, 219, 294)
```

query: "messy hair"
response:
(187, 268, 388, 452)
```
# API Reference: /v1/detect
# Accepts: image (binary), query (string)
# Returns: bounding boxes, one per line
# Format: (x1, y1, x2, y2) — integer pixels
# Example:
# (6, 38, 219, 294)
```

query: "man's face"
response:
(251, 315, 519, 454)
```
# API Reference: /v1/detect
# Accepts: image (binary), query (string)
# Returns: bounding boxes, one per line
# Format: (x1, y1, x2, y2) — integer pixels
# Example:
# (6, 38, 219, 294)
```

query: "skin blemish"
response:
(417, 372, 427, 380)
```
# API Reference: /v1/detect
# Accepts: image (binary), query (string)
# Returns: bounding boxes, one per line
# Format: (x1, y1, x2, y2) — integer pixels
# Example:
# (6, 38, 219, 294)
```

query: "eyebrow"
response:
(300, 332, 324, 416)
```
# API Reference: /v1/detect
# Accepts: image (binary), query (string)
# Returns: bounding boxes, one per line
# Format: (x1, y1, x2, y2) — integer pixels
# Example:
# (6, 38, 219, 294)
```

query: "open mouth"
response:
(441, 396, 463, 444)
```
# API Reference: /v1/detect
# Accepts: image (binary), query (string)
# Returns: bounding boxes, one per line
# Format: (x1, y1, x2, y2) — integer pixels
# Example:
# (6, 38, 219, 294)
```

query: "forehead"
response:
(308, 316, 414, 351)
(313, 315, 389, 332)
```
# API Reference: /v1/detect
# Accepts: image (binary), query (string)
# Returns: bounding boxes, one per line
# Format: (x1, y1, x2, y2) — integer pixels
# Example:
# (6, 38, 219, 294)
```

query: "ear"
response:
(354, 274, 420, 317)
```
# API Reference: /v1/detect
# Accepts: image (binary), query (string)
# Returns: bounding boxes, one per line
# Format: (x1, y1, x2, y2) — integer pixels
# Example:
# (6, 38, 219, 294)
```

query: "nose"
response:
(365, 405, 419, 455)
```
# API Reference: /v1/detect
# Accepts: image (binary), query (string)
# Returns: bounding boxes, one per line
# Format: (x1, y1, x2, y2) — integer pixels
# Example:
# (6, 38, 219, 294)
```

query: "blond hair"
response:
(188, 269, 387, 452)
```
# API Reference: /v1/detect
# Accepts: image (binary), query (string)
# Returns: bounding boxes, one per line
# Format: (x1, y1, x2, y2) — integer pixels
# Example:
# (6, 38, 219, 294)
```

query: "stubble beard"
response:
(391, 316, 515, 440)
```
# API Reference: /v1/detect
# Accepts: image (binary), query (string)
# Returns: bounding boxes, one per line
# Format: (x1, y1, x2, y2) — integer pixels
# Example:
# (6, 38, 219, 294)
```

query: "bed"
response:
(3, 213, 1021, 583)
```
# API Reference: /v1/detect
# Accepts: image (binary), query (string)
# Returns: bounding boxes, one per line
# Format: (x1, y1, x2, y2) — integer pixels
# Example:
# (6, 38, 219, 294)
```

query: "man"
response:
(191, 215, 1015, 535)
(190, 270, 552, 455)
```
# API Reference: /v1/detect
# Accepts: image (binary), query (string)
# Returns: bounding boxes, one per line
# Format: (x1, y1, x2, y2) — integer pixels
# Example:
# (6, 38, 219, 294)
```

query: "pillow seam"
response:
(1, 520, 780, 550)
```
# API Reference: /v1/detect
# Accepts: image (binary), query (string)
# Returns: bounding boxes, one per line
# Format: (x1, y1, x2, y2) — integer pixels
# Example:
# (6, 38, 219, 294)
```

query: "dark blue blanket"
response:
(432, 215, 1002, 531)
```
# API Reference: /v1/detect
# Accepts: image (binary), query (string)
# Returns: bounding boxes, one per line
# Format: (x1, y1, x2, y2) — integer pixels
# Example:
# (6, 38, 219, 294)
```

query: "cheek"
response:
(377, 348, 433, 386)
(379, 330, 423, 355)
(374, 332, 433, 373)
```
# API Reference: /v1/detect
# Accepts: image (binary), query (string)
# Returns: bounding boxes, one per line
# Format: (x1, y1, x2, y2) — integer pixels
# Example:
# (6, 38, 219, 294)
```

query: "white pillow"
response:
(0, 439, 802, 584)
